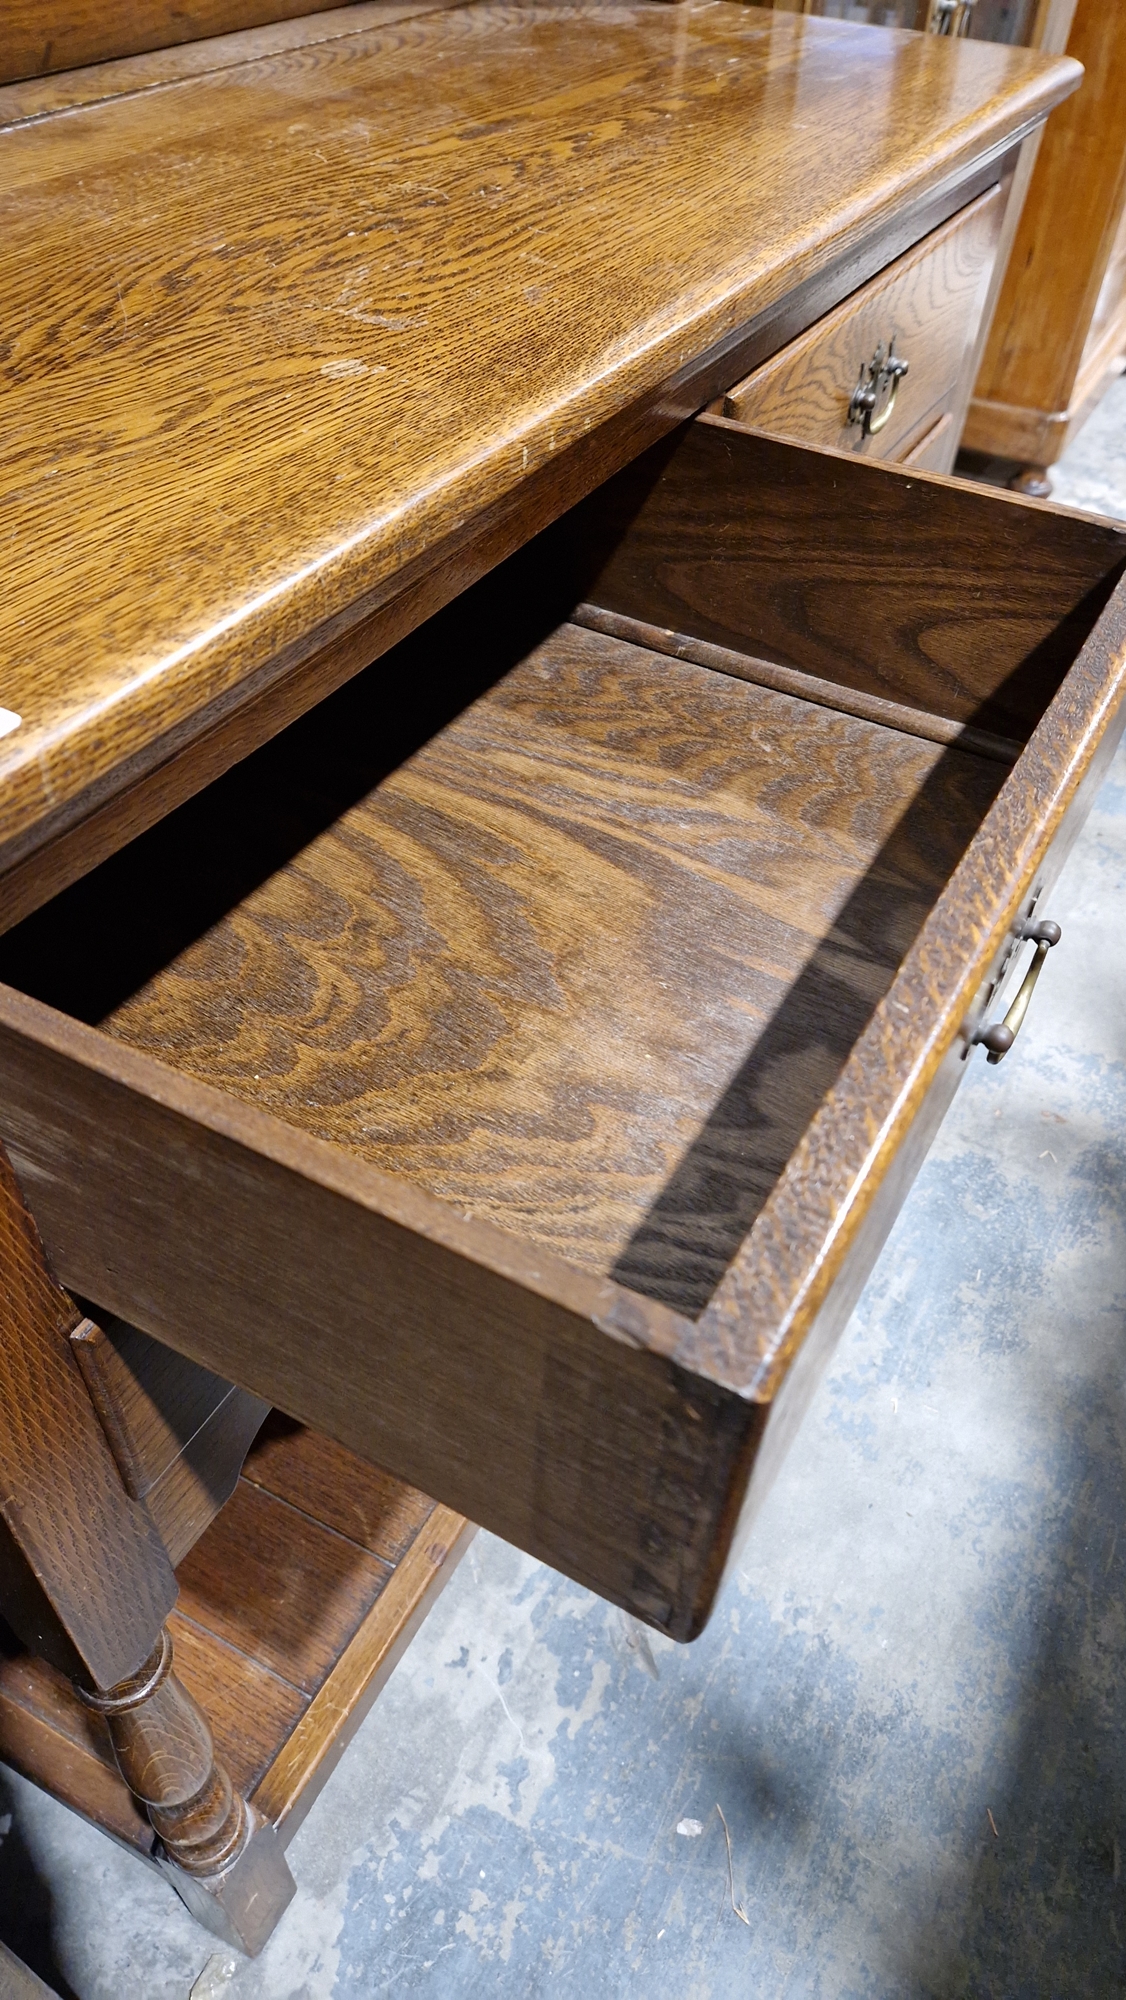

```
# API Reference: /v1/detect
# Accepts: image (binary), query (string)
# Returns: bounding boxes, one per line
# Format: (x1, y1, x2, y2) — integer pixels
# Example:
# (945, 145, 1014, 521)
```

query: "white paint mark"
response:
(676, 1818, 703, 1838)
(610, 1607, 661, 1679)
(189, 1956, 239, 1999)
(489, 1678, 528, 1754)
(321, 358, 368, 380)
(338, 307, 425, 330)
(0, 709, 21, 738)
(716, 1804, 751, 1925)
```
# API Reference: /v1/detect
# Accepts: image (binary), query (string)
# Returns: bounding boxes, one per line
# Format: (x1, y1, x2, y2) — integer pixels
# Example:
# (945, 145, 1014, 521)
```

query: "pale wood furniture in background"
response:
(963, 0, 1126, 493)
(0, 0, 1110, 1961)
(763, 0, 1075, 46)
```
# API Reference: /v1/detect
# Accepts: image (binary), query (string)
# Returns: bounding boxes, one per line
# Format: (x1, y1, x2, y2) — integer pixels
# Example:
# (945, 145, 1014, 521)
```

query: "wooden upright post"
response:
(0, 1141, 294, 1954)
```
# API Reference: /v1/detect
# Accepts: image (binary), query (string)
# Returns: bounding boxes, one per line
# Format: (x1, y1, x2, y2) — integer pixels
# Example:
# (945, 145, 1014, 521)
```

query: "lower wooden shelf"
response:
(0, 1414, 475, 1861)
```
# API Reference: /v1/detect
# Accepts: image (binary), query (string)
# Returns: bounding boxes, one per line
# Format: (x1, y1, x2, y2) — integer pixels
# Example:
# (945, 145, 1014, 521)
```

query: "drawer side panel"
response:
(0, 1000, 754, 1639)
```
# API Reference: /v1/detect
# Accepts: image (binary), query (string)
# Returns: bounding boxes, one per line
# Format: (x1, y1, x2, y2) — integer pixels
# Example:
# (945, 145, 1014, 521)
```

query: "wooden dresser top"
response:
(0, 2, 1076, 879)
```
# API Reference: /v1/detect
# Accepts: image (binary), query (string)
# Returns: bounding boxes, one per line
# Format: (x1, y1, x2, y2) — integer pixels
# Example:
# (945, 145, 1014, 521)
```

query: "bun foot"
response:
(1009, 463, 1052, 499)
(156, 1817, 296, 1957)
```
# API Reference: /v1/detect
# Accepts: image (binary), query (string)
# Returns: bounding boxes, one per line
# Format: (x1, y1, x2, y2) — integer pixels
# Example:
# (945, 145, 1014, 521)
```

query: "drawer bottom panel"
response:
(0, 615, 1006, 1321)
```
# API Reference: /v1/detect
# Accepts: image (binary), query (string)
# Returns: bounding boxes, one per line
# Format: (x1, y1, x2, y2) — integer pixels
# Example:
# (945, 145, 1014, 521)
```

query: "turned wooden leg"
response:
(0, 1135, 293, 1955)
(78, 1627, 294, 1953)
(1009, 462, 1053, 499)
(79, 1628, 248, 1875)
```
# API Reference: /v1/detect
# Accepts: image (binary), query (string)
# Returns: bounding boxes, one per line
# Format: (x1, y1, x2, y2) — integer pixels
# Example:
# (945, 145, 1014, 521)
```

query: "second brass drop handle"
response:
(847, 339, 909, 437)
(973, 918, 1062, 1064)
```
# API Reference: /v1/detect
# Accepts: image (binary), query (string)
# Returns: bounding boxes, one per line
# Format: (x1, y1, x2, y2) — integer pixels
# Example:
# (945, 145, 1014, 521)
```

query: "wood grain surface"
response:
(723, 182, 1004, 462)
(0, 616, 1005, 1316)
(75, 1627, 273, 1898)
(251, 1502, 474, 1838)
(0, 1424, 468, 1853)
(0, 0, 374, 83)
(902, 408, 955, 468)
(0, 4, 1076, 888)
(177, 1482, 390, 1695)
(695, 594, 1126, 1401)
(574, 417, 1126, 738)
(0, 1146, 177, 1689)
(0, 1939, 60, 1999)
(570, 601, 1022, 761)
(0, 1, 463, 122)
(143, 1389, 272, 1566)
(242, 1410, 435, 1563)
(0, 1616, 153, 1849)
(70, 1317, 269, 1564)
(168, 1608, 311, 1798)
(70, 1317, 241, 1498)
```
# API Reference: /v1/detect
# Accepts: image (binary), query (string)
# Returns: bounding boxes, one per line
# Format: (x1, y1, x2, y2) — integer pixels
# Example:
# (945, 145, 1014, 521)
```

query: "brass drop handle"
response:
(927, 0, 975, 35)
(973, 919, 1061, 1064)
(847, 340, 909, 437)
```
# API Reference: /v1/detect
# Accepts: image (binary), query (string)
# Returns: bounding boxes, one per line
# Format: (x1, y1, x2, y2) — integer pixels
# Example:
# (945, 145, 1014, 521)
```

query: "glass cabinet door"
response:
(763, 0, 1049, 44)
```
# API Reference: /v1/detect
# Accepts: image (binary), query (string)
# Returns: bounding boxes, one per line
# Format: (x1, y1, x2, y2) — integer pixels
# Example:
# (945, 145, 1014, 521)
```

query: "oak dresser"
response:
(1, 0, 1117, 1955)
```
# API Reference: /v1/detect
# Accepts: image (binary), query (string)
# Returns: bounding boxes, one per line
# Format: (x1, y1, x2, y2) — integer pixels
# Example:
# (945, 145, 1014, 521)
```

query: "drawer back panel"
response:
(568, 417, 1126, 744)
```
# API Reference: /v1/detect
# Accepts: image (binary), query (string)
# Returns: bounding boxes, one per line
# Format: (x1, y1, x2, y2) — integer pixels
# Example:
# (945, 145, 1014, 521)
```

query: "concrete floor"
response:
(3, 397, 1125, 1998)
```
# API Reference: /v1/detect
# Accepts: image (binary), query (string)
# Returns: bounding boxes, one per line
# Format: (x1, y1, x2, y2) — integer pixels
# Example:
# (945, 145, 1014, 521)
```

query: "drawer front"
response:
(900, 409, 955, 471)
(722, 184, 1005, 464)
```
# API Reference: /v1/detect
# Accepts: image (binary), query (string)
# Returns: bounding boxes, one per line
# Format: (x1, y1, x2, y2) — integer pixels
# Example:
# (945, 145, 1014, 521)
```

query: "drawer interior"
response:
(3, 423, 1124, 1321)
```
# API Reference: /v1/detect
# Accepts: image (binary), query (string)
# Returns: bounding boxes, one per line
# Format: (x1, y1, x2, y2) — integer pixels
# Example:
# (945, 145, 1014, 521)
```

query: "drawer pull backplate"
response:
(974, 919, 1061, 1063)
(847, 340, 909, 437)
(927, 0, 974, 36)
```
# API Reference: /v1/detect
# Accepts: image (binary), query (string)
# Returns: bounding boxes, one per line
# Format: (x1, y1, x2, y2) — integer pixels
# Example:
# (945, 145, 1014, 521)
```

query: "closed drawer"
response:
(722, 184, 1005, 464)
(0, 423, 1123, 1642)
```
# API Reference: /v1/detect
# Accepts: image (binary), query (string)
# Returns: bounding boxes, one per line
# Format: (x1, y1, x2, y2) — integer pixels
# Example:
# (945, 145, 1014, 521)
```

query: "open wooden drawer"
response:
(1, 420, 1123, 1643)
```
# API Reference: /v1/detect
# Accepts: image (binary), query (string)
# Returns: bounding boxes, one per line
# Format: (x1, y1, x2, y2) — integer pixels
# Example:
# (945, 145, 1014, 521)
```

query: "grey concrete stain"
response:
(2, 410, 1125, 1998)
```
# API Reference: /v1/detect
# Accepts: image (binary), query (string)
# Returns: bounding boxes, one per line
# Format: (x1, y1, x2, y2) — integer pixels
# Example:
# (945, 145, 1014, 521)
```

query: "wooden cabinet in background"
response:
(962, 0, 1126, 493)
(762, 0, 1075, 48)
